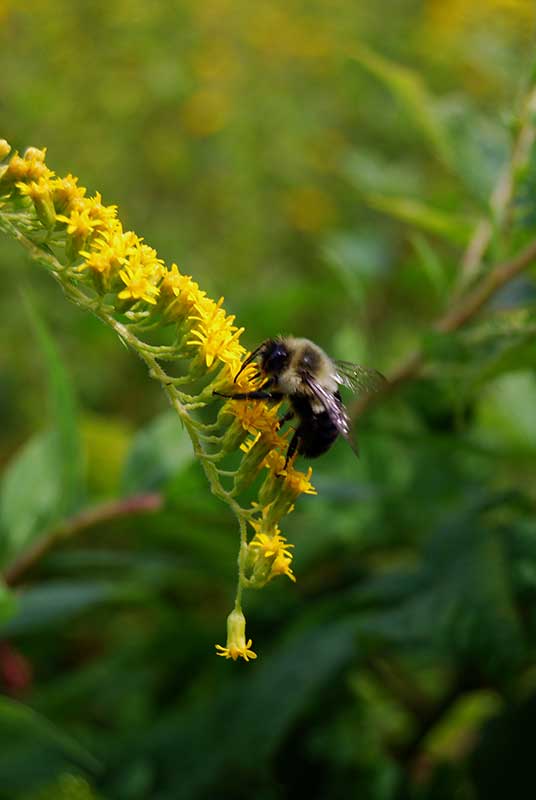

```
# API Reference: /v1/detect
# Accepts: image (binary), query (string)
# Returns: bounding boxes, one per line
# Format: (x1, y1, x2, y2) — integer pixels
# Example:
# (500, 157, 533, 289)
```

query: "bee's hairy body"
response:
(214, 336, 363, 468)
(273, 338, 337, 408)
(265, 338, 341, 459)
(287, 391, 341, 458)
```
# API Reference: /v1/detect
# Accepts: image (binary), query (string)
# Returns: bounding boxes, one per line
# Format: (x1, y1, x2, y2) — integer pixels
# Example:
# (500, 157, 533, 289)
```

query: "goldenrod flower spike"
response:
(0, 140, 318, 660)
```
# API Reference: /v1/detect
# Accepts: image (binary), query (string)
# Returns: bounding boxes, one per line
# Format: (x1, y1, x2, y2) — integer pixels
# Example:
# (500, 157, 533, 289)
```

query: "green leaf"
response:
(0, 431, 65, 566)
(0, 296, 85, 567)
(355, 503, 524, 677)
(364, 192, 473, 244)
(347, 43, 454, 169)
(323, 231, 393, 299)
(0, 697, 100, 772)
(410, 233, 449, 296)
(423, 316, 536, 394)
(0, 579, 17, 625)
(0, 580, 119, 635)
(13, 773, 100, 800)
(122, 410, 194, 494)
(138, 621, 358, 800)
(22, 291, 83, 518)
(477, 372, 536, 452)
(231, 620, 358, 759)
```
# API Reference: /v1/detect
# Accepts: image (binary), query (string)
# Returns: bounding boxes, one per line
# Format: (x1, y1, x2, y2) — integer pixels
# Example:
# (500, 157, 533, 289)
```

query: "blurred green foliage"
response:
(2, 0, 536, 798)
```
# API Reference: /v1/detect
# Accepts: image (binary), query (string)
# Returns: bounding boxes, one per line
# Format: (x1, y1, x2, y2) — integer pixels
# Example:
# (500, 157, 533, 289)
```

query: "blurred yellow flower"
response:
(283, 185, 336, 233)
(181, 89, 231, 137)
(425, 0, 535, 43)
(192, 44, 240, 84)
(0, 139, 10, 159)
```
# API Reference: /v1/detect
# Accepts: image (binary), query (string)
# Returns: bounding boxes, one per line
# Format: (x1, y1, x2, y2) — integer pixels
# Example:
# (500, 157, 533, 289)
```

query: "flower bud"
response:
(215, 608, 257, 662)
(0, 140, 11, 160)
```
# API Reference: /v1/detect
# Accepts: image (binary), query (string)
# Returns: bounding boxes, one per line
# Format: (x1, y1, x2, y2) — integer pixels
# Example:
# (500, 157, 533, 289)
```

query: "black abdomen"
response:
(290, 395, 340, 458)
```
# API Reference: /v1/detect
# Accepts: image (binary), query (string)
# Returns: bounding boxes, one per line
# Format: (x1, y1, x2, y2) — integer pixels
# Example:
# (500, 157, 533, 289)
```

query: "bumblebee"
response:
(215, 337, 385, 468)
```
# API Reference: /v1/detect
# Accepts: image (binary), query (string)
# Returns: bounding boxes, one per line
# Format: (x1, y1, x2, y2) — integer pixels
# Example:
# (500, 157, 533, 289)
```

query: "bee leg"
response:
(213, 389, 274, 400)
(213, 379, 277, 401)
(282, 429, 301, 471)
(213, 377, 280, 401)
(277, 409, 295, 430)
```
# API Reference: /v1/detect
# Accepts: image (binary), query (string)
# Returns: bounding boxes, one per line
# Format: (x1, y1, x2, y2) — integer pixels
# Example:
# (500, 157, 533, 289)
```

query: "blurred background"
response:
(2, 1, 536, 798)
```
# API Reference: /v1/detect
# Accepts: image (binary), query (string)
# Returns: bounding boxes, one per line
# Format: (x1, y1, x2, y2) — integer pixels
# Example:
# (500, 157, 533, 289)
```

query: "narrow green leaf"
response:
(0, 697, 100, 773)
(231, 620, 358, 758)
(0, 580, 123, 636)
(0, 296, 85, 566)
(410, 233, 449, 296)
(0, 431, 64, 566)
(22, 291, 84, 518)
(365, 192, 473, 244)
(0, 579, 17, 625)
(137, 620, 358, 800)
(347, 42, 454, 169)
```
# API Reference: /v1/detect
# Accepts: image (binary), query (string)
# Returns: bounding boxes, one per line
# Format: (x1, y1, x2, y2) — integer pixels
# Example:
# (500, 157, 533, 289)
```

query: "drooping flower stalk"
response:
(0, 140, 317, 661)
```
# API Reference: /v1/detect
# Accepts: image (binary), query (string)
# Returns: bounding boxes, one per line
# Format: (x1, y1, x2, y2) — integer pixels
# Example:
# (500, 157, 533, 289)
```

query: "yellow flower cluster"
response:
(1, 140, 321, 663)
(248, 518, 296, 584)
(1, 143, 249, 381)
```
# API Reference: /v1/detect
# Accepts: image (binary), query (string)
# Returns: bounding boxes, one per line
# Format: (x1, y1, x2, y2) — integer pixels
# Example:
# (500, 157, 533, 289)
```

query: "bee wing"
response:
(302, 372, 357, 454)
(333, 360, 387, 396)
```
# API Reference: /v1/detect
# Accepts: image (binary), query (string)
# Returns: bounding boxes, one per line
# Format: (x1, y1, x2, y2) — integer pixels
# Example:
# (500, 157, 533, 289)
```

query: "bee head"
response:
(260, 339, 290, 376)
(233, 338, 290, 383)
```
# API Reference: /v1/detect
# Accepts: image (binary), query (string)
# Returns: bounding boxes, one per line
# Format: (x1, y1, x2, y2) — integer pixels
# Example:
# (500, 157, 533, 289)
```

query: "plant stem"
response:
(4, 493, 163, 587)
(456, 81, 536, 291)
(352, 237, 536, 418)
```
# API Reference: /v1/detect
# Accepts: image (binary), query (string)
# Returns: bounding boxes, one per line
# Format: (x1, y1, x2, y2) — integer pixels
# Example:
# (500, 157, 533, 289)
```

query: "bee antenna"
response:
(233, 341, 267, 384)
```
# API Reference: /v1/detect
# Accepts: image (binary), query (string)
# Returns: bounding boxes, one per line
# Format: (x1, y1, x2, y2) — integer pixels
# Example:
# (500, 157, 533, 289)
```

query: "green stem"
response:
(1, 208, 259, 611)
